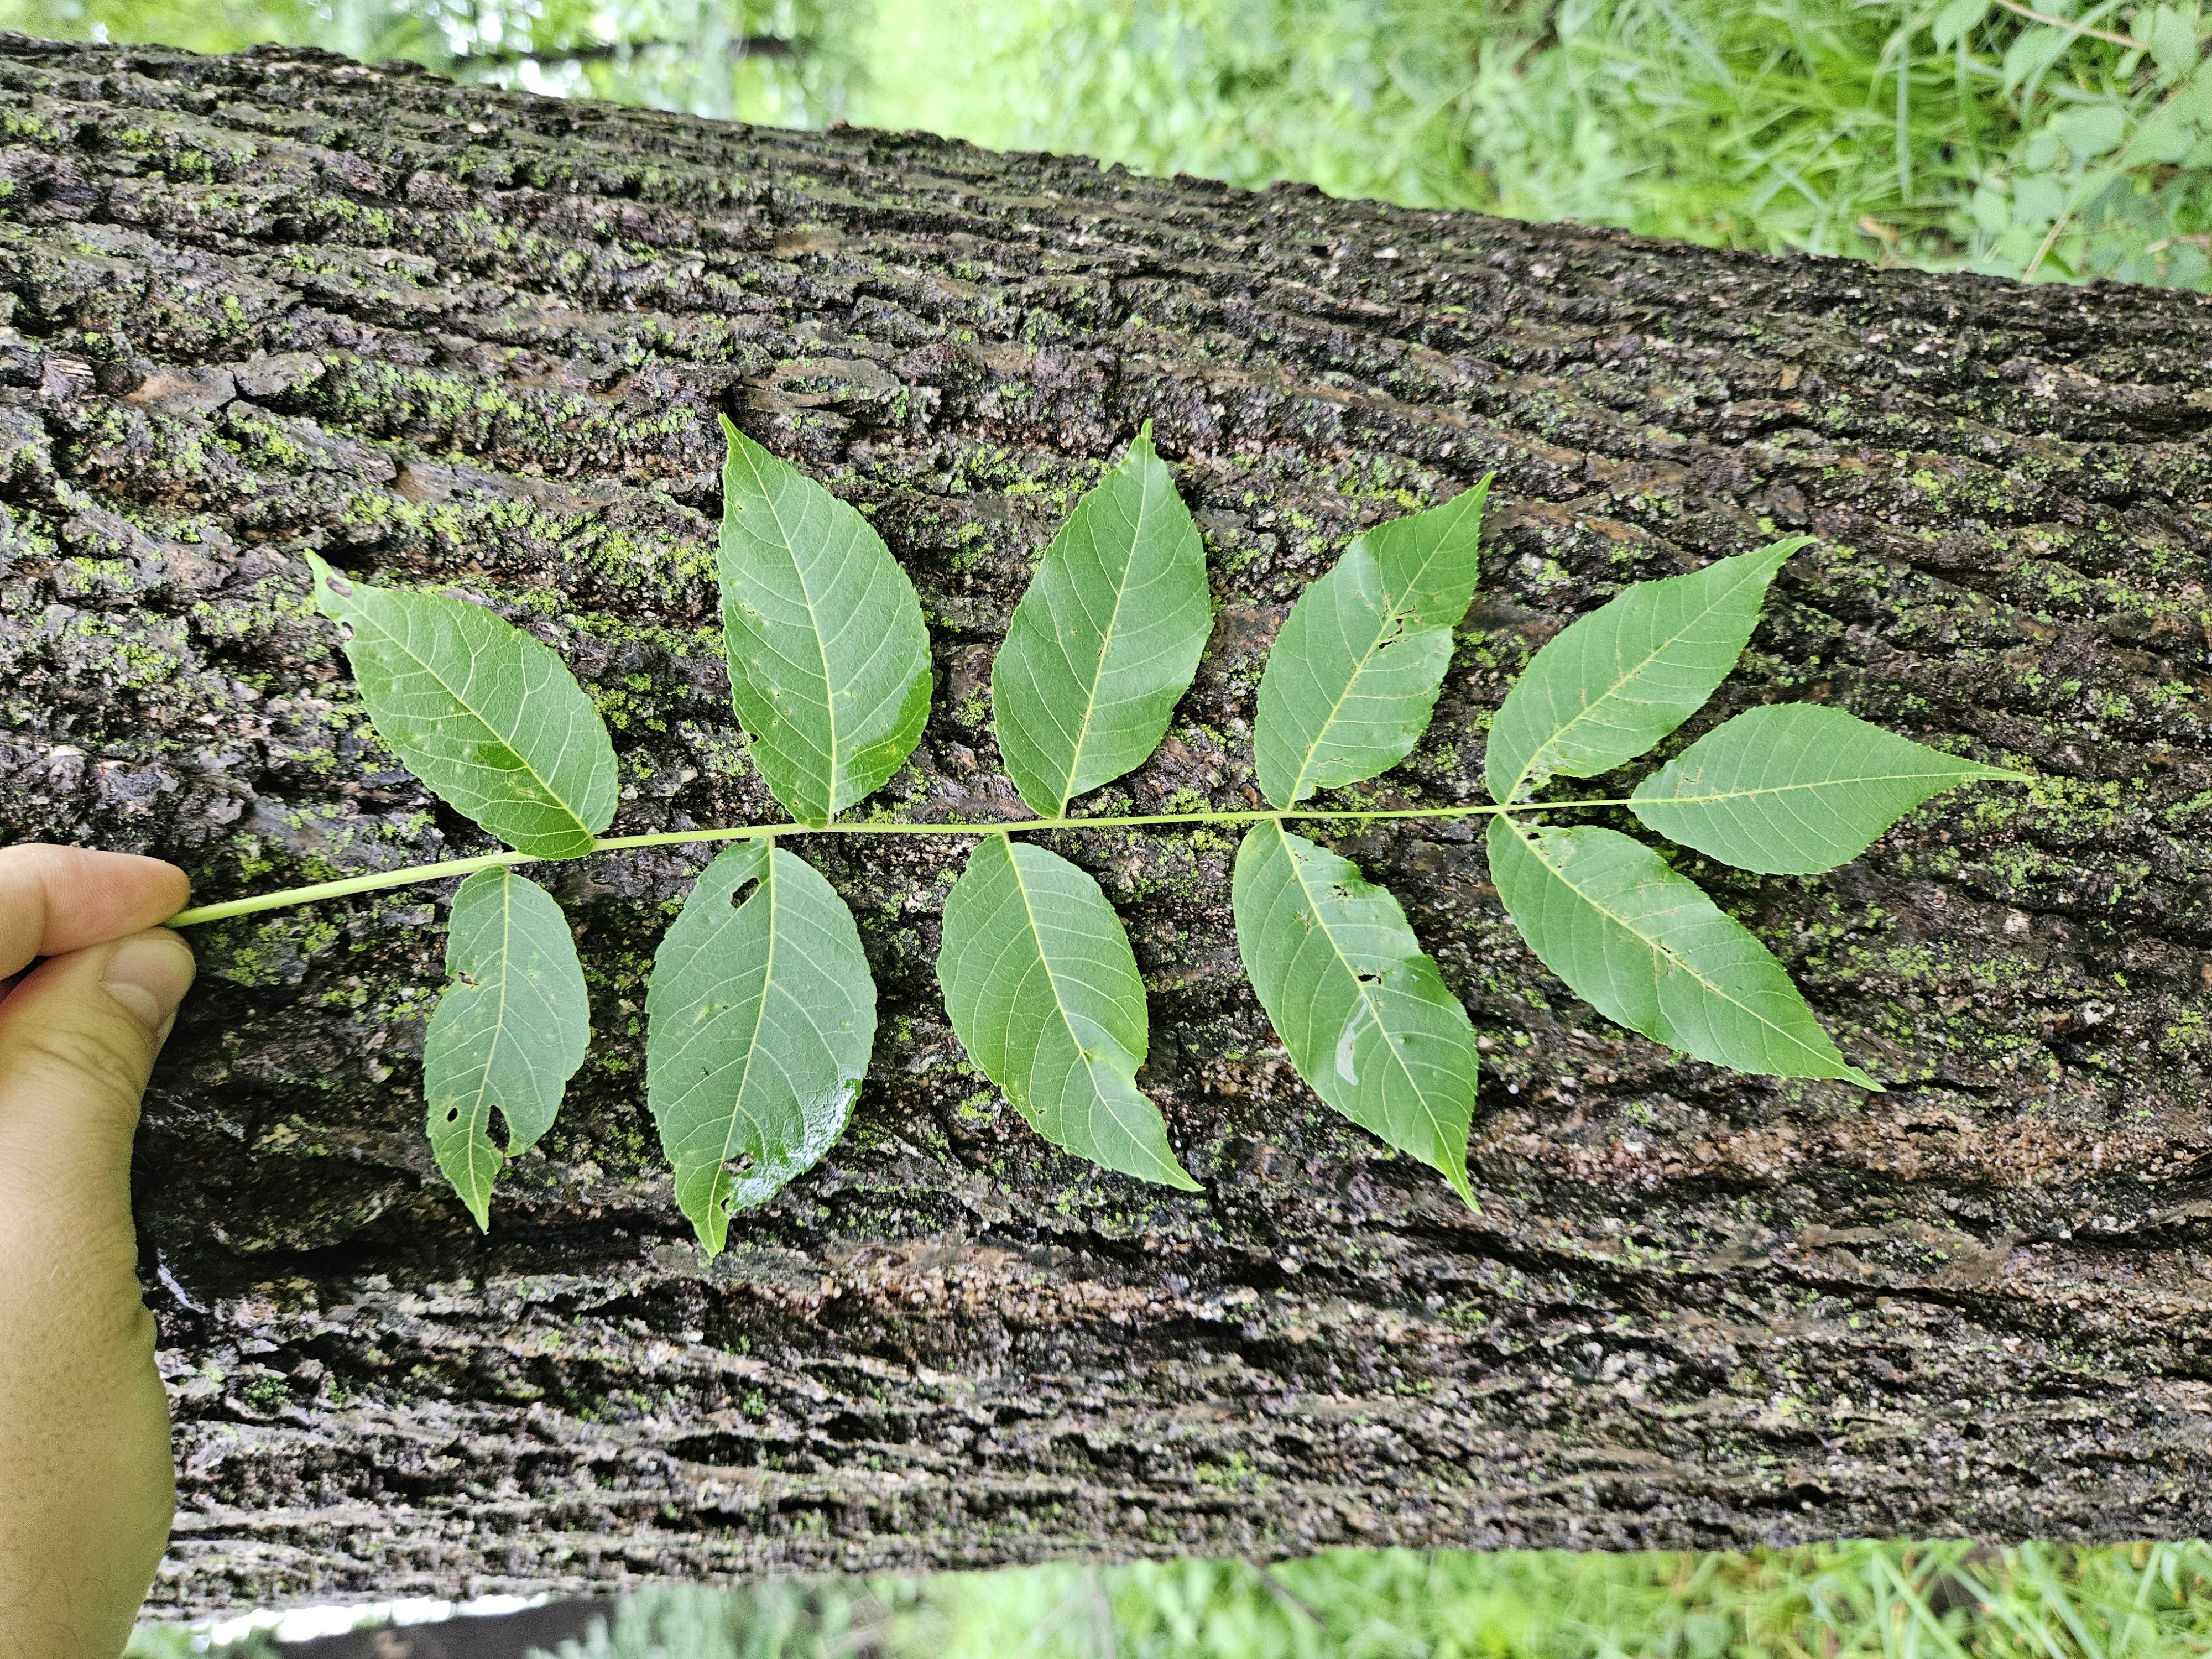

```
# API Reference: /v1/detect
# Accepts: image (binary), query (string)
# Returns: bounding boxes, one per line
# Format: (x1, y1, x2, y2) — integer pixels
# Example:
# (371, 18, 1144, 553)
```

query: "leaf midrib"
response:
(715, 848, 779, 1178)
(448, 872, 516, 1203)
(1003, 841, 1119, 1095)
(1636, 764, 1995, 806)
(1280, 825, 1454, 1158)
(1284, 530, 1465, 804)
(998, 839, 1177, 1181)
(1053, 464, 1159, 815)
(349, 599, 591, 843)
(1514, 823, 1850, 1077)
(736, 445, 842, 821)
(1507, 560, 1770, 803)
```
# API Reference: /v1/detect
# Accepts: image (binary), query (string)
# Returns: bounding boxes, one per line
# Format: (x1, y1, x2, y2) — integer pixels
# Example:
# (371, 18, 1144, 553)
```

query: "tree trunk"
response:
(2, 34, 2209, 1620)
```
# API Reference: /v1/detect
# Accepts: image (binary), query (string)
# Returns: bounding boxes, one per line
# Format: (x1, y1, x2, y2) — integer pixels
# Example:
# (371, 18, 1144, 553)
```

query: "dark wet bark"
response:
(2, 34, 2210, 1620)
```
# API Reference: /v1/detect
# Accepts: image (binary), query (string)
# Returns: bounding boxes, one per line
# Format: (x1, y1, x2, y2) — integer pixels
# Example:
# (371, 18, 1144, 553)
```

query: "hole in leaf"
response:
(444, 1107, 460, 1123)
(728, 877, 761, 910)
(727, 1151, 757, 1176)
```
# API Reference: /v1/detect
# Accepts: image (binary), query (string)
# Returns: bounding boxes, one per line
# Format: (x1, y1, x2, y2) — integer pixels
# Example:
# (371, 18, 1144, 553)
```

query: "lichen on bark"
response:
(1, 35, 2210, 1619)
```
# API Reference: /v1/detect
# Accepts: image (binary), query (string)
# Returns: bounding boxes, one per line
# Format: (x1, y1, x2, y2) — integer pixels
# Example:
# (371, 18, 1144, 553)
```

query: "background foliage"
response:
(15, 0, 2212, 288)
(131, 1541, 2212, 1656)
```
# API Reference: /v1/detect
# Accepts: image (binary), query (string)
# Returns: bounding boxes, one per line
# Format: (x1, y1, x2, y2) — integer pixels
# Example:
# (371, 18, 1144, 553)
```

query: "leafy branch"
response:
(167, 419, 2029, 1250)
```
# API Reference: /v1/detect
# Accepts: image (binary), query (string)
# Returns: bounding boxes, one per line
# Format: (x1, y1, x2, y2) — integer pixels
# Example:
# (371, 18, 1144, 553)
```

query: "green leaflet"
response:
(422, 868, 591, 1230)
(1488, 817, 1877, 1087)
(937, 835, 1200, 1190)
(306, 552, 617, 858)
(645, 841, 877, 1255)
(1483, 537, 1811, 805)
(718, 418, 933, 827)
(1631, 704, 2029, 874)
(1253, 479, 1491, 807)
(993, 425, 1213, 817)
(1232, 821, 1478, 1203)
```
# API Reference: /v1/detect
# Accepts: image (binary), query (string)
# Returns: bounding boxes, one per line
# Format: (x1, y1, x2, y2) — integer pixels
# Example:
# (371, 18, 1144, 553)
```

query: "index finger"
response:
(0, 846, 192, 982)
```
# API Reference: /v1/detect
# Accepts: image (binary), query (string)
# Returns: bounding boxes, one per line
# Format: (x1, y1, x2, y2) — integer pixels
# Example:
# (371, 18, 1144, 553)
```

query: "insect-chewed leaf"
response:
(1630, 704, 2029, 874)
(1233, 821, 1478, 1203)
(718, 418, 933, 828)
(423, 868, 590, 1230)
(992, 424, 1212, 818)
(1253, 478, 1491, 807)
(646, 841, 877, 1255)
(1486, 817, 1878, 1087)
(306, 552, 617, 858)
(1483, 537, 1812, 805)
(937, 835, 1200, 1191)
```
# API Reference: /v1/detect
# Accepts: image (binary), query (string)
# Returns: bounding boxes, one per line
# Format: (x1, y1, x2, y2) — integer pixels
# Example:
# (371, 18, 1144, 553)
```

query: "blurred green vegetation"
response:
(13, 0, 2212, 288)
(0, 0, 870, 125)
(11, 0, 2212, 286)
(129, 1541, 2212, 1658)
(864, 0, 2212, 287)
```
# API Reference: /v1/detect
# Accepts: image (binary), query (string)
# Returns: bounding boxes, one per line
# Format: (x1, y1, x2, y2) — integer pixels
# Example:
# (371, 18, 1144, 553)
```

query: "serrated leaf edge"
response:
(307, 551, 607, 852)
(1496, 535, 1811, 805)
(1249, 820, 1476, 1203)
(1493, 816, 1881, 1089)
(1277, 484, 1490, 807)
(1020, 424, 1194, 817)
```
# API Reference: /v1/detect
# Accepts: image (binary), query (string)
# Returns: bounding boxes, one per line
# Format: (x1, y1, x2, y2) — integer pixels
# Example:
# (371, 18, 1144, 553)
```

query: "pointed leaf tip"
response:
(646, 841, 877, 1255)
(1485, 535, 1812, 806)
(1488, 817, 1878, 1089)
(992, 429, 1212, 817)
(1631, 703, 2031, 874)
(1233, 821, 1479, 1203)
(306, 552, 617, 858)
(937, 836, 1199, 1190)
(1254, 476, 1493, 807)
(717, 425, 933, 827)
(423, 869, 591, 1229)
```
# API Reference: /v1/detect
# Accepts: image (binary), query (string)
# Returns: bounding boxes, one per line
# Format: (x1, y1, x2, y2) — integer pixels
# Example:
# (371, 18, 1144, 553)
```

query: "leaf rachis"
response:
(258, 444, 2033, 1237)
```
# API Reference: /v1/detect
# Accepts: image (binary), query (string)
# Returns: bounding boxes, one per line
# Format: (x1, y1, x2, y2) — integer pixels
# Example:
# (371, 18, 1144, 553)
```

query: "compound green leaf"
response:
(1254, 478, 1491, 807)
(307, 552, 617, 858)
(1631, 703, 2029, 874)
(646, 841, 877, 1255)
(937, 835, 1199, 1190)
(993, 424, 1212, 817)
(718, 418, 933, 827)
(1487, 817, 1878, 1087)
(1483, 537, 1811, 805)
(1233, 821, 1478, 1203)
(423, 868, 590, 1230)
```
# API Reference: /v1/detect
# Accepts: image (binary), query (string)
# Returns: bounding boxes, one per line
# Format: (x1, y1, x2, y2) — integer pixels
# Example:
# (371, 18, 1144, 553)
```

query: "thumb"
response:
(0, 928, 195, 1246)
(0, 929, 191, 1659)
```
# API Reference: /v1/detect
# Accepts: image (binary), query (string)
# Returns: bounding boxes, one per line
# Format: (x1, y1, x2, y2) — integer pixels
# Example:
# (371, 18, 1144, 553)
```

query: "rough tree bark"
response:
(1, 33, 2209, 1621)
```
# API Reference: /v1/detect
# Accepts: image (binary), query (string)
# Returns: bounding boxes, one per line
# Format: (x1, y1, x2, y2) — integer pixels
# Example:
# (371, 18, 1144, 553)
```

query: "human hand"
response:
(0, 846, 194, 1659)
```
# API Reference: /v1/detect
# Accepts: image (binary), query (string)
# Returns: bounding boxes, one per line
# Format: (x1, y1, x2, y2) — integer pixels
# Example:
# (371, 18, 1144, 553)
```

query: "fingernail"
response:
(101, 932, 196, 1036)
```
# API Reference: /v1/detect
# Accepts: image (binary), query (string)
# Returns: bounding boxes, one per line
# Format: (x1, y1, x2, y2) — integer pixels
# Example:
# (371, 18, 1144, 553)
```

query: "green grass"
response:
(14, 0, 2212, 289)
(854, 0, 2212, 290)
(131, 1541, 2212, 1658)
